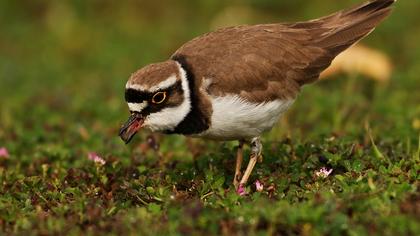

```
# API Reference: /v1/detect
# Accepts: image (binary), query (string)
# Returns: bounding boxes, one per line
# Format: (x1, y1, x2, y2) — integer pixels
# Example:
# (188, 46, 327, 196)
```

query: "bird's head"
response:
(119, 60, 191, 144)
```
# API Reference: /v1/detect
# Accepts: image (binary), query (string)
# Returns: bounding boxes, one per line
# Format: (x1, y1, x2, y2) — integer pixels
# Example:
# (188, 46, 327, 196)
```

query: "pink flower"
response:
(0, 147, 9, 159)
(88, 152, 106, 165)
(255, 180, 264, 192)
(315, 167, 333, 178)
(237, 184, 247, 196)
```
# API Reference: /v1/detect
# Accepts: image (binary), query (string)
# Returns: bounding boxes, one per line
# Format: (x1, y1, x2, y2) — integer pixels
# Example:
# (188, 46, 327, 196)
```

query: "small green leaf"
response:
(369, 132, 384, 160)
(146, 186, 155, 194)
(352, 160, 363, 172)
(107, 206, 117, 215)
(147, 203, 161, 214)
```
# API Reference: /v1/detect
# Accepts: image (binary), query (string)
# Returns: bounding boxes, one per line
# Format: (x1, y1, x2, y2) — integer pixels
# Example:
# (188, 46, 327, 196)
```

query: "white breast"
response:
(194, 95, 294, 141)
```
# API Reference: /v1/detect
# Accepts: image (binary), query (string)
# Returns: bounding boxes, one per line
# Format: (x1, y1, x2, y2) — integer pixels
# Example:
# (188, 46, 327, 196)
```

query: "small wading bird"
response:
(119, 0, 395, 191)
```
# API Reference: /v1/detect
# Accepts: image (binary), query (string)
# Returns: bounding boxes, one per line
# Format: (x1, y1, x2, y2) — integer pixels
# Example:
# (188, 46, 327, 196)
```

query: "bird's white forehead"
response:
(128, 101, 148, 112)
(126, 74, 178, 92)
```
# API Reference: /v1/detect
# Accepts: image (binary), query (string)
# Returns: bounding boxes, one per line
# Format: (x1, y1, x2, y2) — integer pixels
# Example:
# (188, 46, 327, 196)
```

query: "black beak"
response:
(119, 112, 144, 144)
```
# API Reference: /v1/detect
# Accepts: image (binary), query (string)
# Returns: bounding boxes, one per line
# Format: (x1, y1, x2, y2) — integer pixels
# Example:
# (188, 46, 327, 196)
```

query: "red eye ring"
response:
(151, 91, 167, 104)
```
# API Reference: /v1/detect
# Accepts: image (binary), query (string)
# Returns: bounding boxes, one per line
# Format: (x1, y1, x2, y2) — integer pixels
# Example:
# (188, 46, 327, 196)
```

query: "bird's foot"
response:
(233, 141, 244, 189)
(233, 172, 242, 190)
(234, 137, 262, 195)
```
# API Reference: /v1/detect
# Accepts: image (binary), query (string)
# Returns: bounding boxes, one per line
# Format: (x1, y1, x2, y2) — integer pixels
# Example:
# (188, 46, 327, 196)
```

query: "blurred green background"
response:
(0, 0, 419, 235)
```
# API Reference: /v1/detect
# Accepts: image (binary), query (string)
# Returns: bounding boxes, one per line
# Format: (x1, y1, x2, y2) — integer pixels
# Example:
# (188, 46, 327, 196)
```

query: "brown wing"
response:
(171, 0, 394, 103)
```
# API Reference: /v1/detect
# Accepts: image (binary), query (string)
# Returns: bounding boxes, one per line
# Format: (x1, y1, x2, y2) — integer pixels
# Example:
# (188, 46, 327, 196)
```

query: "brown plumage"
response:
(171, 0, 395, 103)
(128, 61, 181, 89)
(120, 0, 396, 190)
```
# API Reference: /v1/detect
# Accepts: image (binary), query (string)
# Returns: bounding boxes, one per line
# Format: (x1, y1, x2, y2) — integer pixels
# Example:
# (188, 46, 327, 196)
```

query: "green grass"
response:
(0, 0, 419, 235)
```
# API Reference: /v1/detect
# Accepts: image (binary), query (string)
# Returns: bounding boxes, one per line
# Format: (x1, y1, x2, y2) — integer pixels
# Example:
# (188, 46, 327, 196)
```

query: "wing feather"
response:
(171, 0, 395, 103)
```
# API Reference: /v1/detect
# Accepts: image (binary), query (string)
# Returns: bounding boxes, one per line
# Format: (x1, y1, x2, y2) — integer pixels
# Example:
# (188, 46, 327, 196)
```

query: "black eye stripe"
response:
(125, 89, 152, 103)
(125, 81, 183, 103)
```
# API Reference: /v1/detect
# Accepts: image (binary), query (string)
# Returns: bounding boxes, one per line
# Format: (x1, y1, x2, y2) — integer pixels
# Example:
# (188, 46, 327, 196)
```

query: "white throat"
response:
(144, 62, 191, 132)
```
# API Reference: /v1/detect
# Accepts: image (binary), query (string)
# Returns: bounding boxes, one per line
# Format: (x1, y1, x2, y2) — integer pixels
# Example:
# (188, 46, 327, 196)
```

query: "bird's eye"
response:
(151, 91, 167, 104)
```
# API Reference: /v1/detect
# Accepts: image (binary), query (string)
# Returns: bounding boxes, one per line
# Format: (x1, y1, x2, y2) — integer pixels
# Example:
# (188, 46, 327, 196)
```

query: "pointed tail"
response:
(289, 0, 396, 85)
(314, 0, 396, 54)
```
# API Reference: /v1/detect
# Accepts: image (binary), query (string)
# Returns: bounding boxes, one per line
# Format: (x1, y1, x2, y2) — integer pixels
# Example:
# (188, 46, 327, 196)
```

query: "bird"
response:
(119, 0, 395, 191)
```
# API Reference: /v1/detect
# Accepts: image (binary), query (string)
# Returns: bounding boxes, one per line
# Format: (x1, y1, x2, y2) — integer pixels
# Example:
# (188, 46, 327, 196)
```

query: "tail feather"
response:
(291, 0, 396, 85)
(315, 0, 395, 54)
(341, 0, 395, 18)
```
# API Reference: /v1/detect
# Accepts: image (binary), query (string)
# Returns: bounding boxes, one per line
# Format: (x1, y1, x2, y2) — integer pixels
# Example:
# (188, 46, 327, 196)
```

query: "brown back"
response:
(172, 0, 395, 103)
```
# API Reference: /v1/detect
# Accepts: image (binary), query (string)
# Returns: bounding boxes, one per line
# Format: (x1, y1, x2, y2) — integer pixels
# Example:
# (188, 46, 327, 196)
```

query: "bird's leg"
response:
(233, 140, 244, 189)
(239, 137, 262, 187)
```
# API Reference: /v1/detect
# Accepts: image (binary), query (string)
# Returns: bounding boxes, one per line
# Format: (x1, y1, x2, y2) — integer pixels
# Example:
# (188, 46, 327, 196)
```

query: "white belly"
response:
(193, 95, 294, 141)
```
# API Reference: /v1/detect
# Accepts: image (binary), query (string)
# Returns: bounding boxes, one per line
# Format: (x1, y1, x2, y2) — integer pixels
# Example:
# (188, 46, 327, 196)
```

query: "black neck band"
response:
(169, 55, 210, 135)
